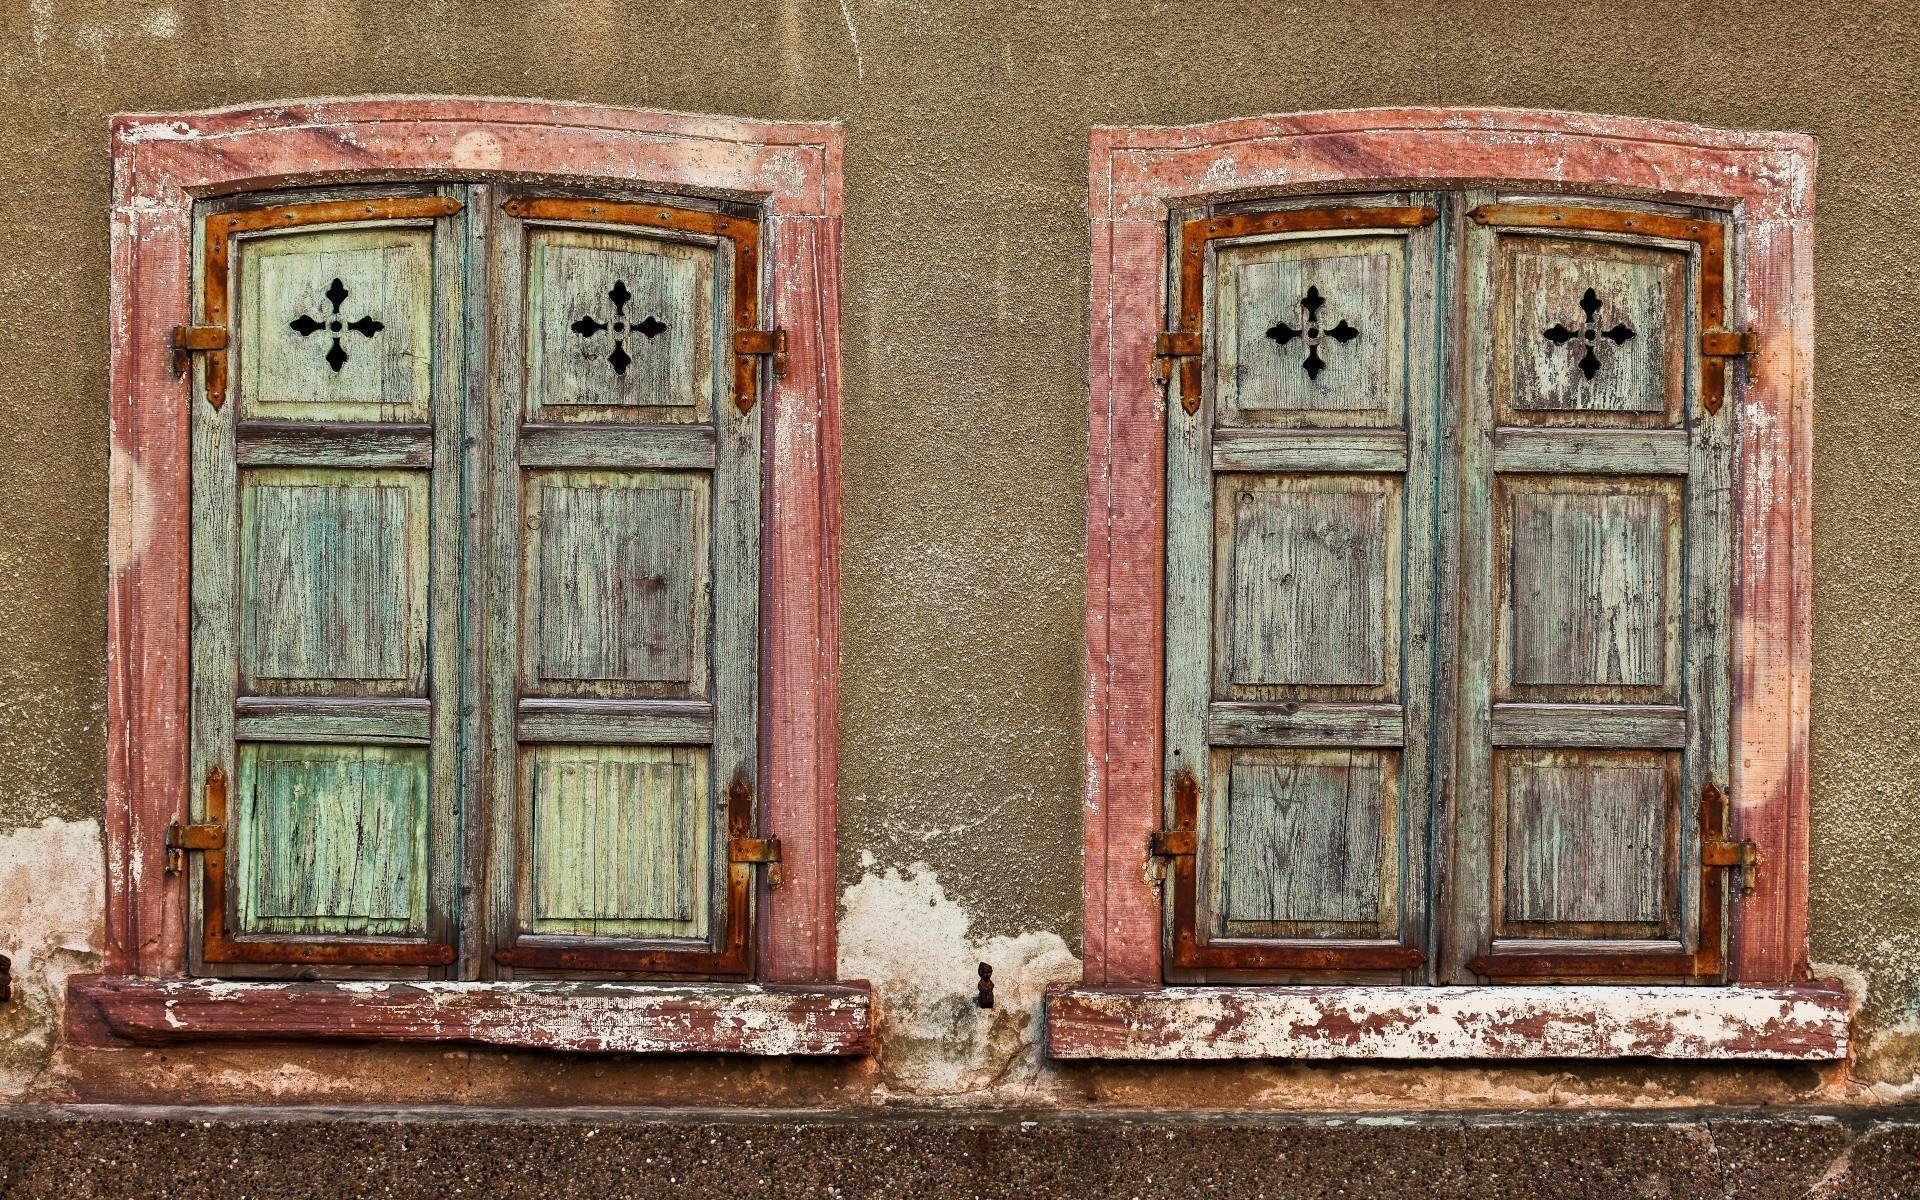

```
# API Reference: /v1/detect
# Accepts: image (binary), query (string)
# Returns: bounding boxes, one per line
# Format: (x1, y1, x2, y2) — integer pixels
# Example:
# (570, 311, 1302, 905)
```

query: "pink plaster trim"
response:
(1080, 107, 1814, 988)
(103, 97, 843, 986)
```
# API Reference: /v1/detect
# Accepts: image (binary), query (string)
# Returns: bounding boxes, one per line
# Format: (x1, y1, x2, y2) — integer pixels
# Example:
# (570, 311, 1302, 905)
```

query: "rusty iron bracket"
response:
(1701, 782, 1761, 892)
(166, 765, 229, 875)
(1153, 331, 1203, 405)
(729, 836, 784, 888)
(734, 328, 789, 405)
(1701, 328, 1757, 358)
(165, 821, 225, 876)
(1150, 770, 1201, 859)
(170, 324, 227, 378)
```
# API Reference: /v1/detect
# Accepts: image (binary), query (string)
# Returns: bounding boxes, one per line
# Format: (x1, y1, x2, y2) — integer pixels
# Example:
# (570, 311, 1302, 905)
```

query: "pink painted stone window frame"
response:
(89, 98, 854, 1053)
(1061, 108, 1833, 1058)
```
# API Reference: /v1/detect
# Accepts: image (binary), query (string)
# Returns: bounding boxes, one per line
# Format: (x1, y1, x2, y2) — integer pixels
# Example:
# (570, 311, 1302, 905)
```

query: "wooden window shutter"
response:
(487, 193, 766, 977)
(1160, 201, 1440, 978)
(1444, 201, 1739, 982)
(184, 190, 465, 971)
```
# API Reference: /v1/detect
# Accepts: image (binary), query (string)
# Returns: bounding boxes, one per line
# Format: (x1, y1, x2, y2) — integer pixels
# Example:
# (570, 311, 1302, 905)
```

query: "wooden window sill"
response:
(1044, 982, 1850, 1061)
(65, 975, 873, 1057)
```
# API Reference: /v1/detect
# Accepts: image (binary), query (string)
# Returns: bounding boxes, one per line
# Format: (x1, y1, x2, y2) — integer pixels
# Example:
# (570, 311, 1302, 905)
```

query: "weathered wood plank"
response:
(1216, 234, 1406, 425)
(1503, 754, 1668, 926)
(1221, 750, 1390, 926)
(1490, 703, 1688, 748)
(527, 745, 709, 938)
(67, 976, 875, 1056)
(233, 697, 432, 744)
(236, 422, 434, 468)
(1212, 428, 1408, 474)
(232, 743, 429, 937)
(1492, 428, 1688, 475)
(519, 422, 717, 470)
(1209, 702, 1404, 747)
(1502, 238, 1687, 421)
(237, 225, 436, 424)
(1043, 982, 1851, 1060)
(516, 699, 715, 744)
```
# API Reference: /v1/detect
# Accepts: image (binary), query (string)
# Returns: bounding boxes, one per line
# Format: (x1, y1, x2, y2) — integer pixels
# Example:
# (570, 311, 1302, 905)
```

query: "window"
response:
(1053, 109, 1846, 1060)
(77, 100, 863, 1055)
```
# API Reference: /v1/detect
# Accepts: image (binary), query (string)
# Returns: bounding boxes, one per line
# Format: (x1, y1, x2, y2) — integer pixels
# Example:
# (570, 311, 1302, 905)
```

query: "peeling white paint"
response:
(838, 863, 1080, 1098)
(106, 445, 155, 573)
(0, 818, 105, 1098)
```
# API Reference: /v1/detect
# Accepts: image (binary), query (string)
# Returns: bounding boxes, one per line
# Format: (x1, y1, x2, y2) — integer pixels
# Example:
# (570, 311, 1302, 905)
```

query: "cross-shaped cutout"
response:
(1266, 285, 1359, 380)
(570, 280, 666, 376)
(288, 278, 384, 372)
(1544, 287, 1636, 380)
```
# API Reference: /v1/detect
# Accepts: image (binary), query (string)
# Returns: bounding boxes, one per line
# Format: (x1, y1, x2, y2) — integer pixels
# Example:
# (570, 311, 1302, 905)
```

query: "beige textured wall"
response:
(1, 0, 1916, 1103)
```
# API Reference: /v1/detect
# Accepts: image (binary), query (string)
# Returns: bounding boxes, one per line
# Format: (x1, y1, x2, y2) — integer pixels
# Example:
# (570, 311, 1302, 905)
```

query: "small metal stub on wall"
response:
(976, 962, 995, 1009)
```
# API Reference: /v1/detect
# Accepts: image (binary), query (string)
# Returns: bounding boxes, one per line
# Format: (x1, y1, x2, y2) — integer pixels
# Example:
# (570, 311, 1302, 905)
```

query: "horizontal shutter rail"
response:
(518, 423, 717, 471)
(1212, 429, 1410, 474)
(1491, 429, 1690, 476)
(1489, 703, 1688, 748)
(235, 422, 434, 469)
(233, 697, 432, 745)
(1208, 702, 1405, 748)
(514, 699, 716, 745)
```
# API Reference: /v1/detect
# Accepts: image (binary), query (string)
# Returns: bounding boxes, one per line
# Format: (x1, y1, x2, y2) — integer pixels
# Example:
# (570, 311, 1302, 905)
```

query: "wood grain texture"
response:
(109, 102, 842, 993)
(1216, 235, 1404, 426)
(1218, 750, 1394, 931)
(68, 975, 875, 1056)
(1044, 982, 1850, 1060)
(232, 743, 429, 936)
(527, 228, 715, 421)
(1500, 753, 1671, 929)
(1213, 428, 1408, 474)
(237, 226, 434, 423)
(526, 746, 710, 938)
(1082, 112, 1808, 989)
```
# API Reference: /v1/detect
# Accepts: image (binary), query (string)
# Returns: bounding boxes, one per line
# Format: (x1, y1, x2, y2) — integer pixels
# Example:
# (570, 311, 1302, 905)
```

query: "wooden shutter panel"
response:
(488, 194, 764, 977)
(187, 192, 465, 970)
(1446, 200, 1737, 981)
(1161, 202, 1439, 978)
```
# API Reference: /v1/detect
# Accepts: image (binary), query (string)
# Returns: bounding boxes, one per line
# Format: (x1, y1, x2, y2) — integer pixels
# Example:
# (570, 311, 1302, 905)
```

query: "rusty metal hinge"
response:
(1153, 331, 1203, 412)
(1700, 781, 1761, 892)
(166, 766, 228, 874)
(1702, 328, 1757, 359)
(735, 328, 789, 378)
(170, 325, 227, 377)
(730, 835, 785, 888)
(1150, 769, 1200, 859)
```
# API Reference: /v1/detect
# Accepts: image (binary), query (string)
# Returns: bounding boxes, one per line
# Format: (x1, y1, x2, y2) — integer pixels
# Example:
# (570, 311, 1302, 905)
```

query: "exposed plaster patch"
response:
(0, 818, 104, 1098)
(838, 864, 1079, 1099)
(453, 130, 504, 170)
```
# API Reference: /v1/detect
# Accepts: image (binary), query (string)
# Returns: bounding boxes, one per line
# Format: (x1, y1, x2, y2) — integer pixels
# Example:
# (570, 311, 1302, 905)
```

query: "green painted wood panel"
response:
(526, 228, 716, 422)
(1215, 749, 1398, 935)
(191, 185, 466, 978)
(1498, 752, 1671, 931)
(237, 226, 435, 423)
(1496, 236, 1688, 427)
(1442, 194, 1732, 981)
(1167, 200, 1441, 978)
(240, 468, 430, 696)
(1214, 475, 1400, 695)
(232, 743, 429, 936)
(521, 470, 712, 698)
(1215, 234, 1406, 428)
(526, 745, 710, 938)
(1504, 482, 1677, 692)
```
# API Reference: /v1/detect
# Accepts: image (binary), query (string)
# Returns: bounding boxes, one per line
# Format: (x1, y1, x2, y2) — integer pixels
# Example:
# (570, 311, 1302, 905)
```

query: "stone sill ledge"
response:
(1044, 982, 1851, 1061)
(66, 975, 873, 1057)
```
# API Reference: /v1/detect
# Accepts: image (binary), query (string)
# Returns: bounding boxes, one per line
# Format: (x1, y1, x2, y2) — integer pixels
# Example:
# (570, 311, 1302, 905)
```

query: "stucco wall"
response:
(1, 0, 1916, 1105)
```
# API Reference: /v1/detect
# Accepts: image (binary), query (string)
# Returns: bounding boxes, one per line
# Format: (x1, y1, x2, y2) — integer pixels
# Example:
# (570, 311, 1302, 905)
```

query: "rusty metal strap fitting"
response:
(735, 328, 789, 378)
(165, 820, 225, 875)
(730, 835, 785, 887)
(170, 324, 227, 375)
(1701, 328, 1757, 357)
(1153, 331, 1202, 384)
(1704, 836, 1762, 892)
(1149, 829, 1197, 858)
